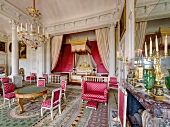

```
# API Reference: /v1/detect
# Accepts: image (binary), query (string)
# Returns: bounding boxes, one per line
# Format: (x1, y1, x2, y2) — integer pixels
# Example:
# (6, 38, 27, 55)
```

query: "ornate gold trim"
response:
(159, 27, 170, 36)
(69, 37, 89, 46)
(77, 62, 92, 73)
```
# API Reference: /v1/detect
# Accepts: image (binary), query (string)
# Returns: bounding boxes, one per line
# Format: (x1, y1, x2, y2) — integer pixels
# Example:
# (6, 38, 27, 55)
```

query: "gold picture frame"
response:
(19, 41, 27, 59)
(120, 3, 126, 40)
(0, 41, 7, 53)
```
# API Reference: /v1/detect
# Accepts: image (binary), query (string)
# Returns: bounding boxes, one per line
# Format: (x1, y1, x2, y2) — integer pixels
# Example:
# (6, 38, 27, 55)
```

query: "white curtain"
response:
(95, 28, 110, 71)
(74, 53, 80, 68)
(51, 35, 63, 70)
(135, 21, 147, 50)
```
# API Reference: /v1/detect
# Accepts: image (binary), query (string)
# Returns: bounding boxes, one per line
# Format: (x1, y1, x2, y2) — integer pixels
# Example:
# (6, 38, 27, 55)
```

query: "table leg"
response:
(43, 94, 47, 102)
(18, 98, 24, 114)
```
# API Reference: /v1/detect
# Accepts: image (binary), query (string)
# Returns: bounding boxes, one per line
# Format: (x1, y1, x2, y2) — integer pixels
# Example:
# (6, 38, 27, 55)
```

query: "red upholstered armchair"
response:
(42, 73, 48, 83)
(82, 81, 108, 105)
(26, 73, 36, 83)
(1, 77, 9, 85)
(109, 77, 119, 89)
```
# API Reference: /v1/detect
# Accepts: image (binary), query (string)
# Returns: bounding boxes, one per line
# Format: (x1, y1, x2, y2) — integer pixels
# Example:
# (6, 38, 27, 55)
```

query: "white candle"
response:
(150, 37, 152, 55)
(145, 42, 148, 57)
(38, 26, 39, 34)
(20, 23, 22, 31)
(165, 35, 168, 54)
(31, 24, 32, 32)
(155, 35, 158, 51)
(117, 51, 119, 58)
(26, 23, 27, 31)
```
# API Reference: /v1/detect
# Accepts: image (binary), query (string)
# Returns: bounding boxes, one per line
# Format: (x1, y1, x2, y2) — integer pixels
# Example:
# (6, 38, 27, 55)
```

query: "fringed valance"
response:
(158, 27, 170, 46)
(69, 37, 91, 54)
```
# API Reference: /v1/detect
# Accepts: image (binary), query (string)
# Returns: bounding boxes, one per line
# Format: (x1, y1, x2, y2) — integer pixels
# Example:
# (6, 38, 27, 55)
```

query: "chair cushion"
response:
(3, 83, 14, 94)
(61, 81, 66, 90)
(26, 76, 35, 80)
(38, 80, 45, 87)
(41, 99, 59, 108)
(85, 81, 107, 92)
(83, 91, 104, 99)
(43, 74, 48, 78)
(4, 92, 15, 99)
(110, 84, 118, 89)
(1, 78, 9, 84)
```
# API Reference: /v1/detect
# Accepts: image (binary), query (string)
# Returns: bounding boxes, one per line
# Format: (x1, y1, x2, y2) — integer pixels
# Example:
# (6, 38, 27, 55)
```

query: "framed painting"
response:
(9, 42, 12, 52)
(120, 3, 126, 40)
(19, 41, 27, 59)
(0, 41, 7, 53)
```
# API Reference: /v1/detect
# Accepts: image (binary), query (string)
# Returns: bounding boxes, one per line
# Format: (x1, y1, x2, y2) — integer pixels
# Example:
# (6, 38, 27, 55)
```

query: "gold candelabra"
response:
(146, 51, 168, 100)
(117, 56, 128, 66)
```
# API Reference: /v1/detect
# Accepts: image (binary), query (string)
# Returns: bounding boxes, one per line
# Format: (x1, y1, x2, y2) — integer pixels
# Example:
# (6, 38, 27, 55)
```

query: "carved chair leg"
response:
(41, 108, 43, 117)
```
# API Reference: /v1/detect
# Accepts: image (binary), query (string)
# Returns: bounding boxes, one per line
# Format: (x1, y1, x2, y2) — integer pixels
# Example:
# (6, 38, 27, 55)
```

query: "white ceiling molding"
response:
(0, 0, 29, 23)
(0, 0, 126, 36)
(46, 9, 120, 35)
(136, 0, 170, 22)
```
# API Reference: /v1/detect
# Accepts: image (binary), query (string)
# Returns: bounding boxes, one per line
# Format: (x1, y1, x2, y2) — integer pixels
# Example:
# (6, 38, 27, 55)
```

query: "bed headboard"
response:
(76, 62, 92, 75)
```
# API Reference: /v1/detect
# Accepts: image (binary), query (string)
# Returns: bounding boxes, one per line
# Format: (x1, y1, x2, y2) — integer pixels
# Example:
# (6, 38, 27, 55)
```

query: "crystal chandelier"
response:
(17, 0, 48, 50)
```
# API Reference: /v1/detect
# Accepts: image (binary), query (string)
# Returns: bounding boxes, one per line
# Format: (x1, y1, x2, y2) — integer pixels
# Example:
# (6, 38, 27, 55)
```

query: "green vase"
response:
(144, 75, 155, 91)
(165, 76, 170, 91)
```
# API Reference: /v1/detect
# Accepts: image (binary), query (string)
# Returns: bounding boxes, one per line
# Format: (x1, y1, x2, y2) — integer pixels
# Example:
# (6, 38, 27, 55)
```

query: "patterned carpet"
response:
(0, 83, 119, 127)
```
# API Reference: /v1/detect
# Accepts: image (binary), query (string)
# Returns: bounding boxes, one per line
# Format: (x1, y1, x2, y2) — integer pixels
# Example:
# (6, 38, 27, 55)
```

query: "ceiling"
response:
(0, 0, 169, 36)
(0, 0, 117, 35)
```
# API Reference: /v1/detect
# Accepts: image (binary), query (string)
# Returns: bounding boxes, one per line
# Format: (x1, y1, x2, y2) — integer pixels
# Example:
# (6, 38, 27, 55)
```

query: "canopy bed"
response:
(69, 38, 97, 83)
(69, 62, 92, 83)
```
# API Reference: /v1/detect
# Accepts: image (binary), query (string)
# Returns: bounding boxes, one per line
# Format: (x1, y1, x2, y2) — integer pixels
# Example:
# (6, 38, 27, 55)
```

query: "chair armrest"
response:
(104, 89, 108, 95)
(81, 82, 87, 94)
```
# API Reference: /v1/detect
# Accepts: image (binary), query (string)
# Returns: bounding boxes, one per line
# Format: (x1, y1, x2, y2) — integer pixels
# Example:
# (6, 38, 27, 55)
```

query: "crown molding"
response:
(0, 0, 123, 35)
(46, 8, 120, 35)
(136, 0, 170, 22)
(0, 0, 29, 23)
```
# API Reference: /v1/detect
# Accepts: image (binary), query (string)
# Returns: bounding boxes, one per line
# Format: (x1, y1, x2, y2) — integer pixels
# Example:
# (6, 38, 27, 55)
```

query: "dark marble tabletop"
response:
(124, 82, 170, 117)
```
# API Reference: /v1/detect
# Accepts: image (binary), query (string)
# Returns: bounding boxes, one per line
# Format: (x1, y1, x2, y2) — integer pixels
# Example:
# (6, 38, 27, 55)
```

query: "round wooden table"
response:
(15, 86, 47, 114)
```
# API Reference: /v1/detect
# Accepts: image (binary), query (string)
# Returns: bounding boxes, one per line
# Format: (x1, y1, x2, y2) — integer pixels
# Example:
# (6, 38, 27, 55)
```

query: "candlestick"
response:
(155, 35, 158, 51)
(145, 42, 147, 57)
(165, 35, 167, 54)
(150, 37, 152, 55)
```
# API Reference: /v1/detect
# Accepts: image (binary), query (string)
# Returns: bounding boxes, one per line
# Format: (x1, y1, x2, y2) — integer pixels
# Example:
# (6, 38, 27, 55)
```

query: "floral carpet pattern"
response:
(0, 83, 119, 127)
(0, 86, 83, 127)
